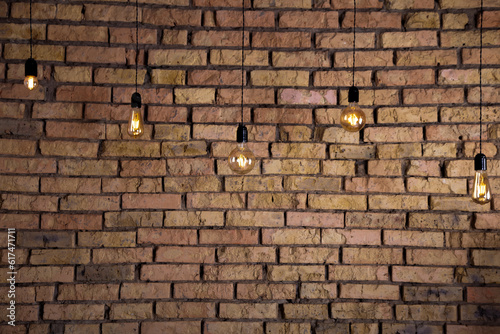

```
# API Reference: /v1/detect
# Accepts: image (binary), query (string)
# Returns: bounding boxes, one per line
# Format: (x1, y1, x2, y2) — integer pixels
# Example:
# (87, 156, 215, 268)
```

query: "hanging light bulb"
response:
(127, 92, 144, 138)
(471, 1, 493, 204)
(472, 153, 492, 205)
(228, 125, 255, 174)
(340, 86, 366, 132)
(24, 58, 38, 90)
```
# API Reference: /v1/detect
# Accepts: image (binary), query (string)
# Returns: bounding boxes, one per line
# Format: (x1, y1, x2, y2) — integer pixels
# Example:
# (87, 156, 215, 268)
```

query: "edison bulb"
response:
(228, 143, 255, 175)
(472, 170, 492, 205)
(340, 102, 366, 132)
(24, 75, 38, 91)
(127, 108, 144, 138)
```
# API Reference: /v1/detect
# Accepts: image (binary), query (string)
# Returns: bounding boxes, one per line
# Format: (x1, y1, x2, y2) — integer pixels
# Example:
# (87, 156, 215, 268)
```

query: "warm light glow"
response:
(24, 75, 38, 91)
(472, 170, 492, 205)
(228, 143, 255, 174)
(340, 103, 366, 132)
(127, 108, 144, 138)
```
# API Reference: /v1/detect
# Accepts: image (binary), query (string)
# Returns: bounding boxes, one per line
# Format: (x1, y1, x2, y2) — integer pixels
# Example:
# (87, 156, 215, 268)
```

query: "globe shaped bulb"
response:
(340, 102, 366, 132)
(24, 75, 38, 91)
(228, 143, 255, 175)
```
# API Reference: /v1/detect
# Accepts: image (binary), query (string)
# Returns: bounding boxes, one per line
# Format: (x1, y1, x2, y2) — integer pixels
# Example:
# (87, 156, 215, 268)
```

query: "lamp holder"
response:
(131, 92, 142, 108)
(236, 124, 248, 143)
(348, 86, 359, 103)
(474, 153, 487, 171)
(25, 58, 37, 77)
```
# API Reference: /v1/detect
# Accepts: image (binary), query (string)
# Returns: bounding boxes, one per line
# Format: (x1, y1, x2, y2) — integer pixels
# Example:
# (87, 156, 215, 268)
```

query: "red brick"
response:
(253, 32, 311, 48)
(200, 230, 258, 245)
(67, 46, 126, 64)
(142, 322, 201, 334)
(138, 228, 197, 245)
(141, 264, 199, 281)
(122, 194, 182, 209)
(0, 157, 56, 174)
(343, 12, 401, 29)
(280, 11, 338, 29)
(17, 267, 73, 283)
(41, 214, 102, 230)
(174, 282, 233, 299)
(287, 212, 343, 228)
(403, 88, 464, 105)
(119, 160, 165, 177)
(0, 83, 45, 100)
(48, 25, 107, 42)
(193, 30, 248, 47)
(157, 246, 215, 263)
(45, 121, 105, 139)
(57, 86, 111, 102)
(278, 89, 336, 105)
(1, 194, 58, 212)
(216, 10, 274, 27)
(110, 27, 158, 44)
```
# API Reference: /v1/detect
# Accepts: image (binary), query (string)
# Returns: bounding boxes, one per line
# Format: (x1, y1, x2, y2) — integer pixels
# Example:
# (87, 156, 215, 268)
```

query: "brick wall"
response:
(0, 0, 499, 333)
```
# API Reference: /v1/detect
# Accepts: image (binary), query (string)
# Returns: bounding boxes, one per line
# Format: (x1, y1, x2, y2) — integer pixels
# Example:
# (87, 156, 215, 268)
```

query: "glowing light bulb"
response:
(472, 154, 492, 205)
(340, 86, 365, 132)
(127, 92, 144, 138)
(24, 75, 38, 90)
(127, 108, 144, 138)
(228, 125, 256, 175)
(24, 58, 38, 91)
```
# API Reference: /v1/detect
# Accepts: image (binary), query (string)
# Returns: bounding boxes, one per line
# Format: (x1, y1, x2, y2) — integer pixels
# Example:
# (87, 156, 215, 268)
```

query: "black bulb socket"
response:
(348, 86, 359, 103)
(236, 124, 248, 143)
(474, 153, 487, 171)
(25, 58, 37, 77)
(131, 92, 142, 108)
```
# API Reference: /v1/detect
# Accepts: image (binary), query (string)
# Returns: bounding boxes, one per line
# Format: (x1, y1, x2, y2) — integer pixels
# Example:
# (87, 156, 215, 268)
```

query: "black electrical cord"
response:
(241, 0, 245, 125)
(352, 0, 356, 87)
(479, 0, 483, 154)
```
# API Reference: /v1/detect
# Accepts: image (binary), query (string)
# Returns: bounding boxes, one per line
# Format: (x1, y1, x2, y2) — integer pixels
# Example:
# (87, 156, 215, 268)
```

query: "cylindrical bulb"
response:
(127, 108, 144, 138)
(24, 75, 38, 91)
(472, 170, 492, 205)
(228, 142, 255, 175)
(340, 102, 366, 132)
(24, 58, 38, 91)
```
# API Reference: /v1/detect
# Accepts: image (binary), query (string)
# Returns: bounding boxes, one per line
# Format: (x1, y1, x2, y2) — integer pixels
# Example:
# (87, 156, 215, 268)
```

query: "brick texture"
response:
(0, 0, 499, 332)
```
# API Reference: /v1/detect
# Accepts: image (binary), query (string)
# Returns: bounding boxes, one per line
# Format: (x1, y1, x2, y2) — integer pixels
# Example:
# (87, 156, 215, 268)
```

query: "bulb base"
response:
(474, 153, 487, 171)
(131, 92, 142, 108)
(348, 86, 359, 103)
(236, 124, 248, 143)
(25, 58, 37, 77)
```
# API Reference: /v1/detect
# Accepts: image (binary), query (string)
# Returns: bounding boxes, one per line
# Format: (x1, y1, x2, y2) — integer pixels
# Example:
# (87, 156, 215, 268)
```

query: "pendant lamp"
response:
(127, 0, 145, 138)
(340, 0, 366, 132)
(24, 0, 38, 91)
(472, 0, 492, 204)
(228, 0, 256, 174)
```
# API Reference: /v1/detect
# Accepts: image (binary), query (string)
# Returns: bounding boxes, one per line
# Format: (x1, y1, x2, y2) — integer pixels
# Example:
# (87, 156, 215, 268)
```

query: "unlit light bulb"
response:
(228, 125, 255, 175)
(472, 153, 492, 205)
(127, 92, 144, 138)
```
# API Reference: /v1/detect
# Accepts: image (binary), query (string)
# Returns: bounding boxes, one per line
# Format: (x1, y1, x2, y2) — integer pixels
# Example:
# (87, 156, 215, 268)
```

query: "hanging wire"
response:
(241, 0, 245, 125)
(479, 0, 483, 153)
(135, 0, 139, 93)
(352, 0, 356, 87)
(29, 0, 32, 58)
